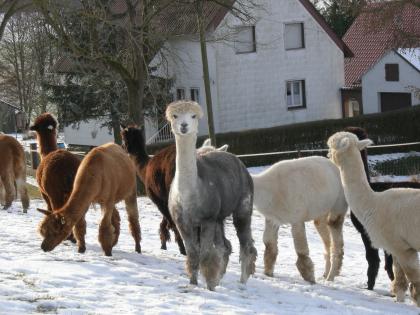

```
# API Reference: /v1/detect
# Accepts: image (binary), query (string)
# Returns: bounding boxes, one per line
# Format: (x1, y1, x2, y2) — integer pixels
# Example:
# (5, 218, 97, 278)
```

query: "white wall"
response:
(362, 50, 420, 114)
(64, 118, 157, 147)
(213, 0, 345, 133)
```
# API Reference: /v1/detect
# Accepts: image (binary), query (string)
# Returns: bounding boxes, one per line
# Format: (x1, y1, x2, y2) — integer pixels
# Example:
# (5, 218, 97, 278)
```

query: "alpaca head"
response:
(327, 131, 373, 165)
(30, 113, 58, 135)
(166, 101, 203, 136)
(37, 208, 72, 252)
(120, 124, 145, 155)
(197, 138, 229, 155)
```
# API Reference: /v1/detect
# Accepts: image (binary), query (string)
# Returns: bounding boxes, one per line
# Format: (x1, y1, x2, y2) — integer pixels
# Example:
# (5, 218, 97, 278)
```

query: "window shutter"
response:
(302, 80, 306, 107)
(385, 64, 399, 81)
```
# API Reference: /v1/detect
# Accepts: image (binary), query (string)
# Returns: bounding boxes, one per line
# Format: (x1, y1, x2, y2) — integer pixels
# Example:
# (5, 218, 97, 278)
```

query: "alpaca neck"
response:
(173, 134, 198, 192)
(56, 180, 96, 225)
(37, 132, 58, 158)
(338, 147, 375, 220)
(131, 146, 150, 182)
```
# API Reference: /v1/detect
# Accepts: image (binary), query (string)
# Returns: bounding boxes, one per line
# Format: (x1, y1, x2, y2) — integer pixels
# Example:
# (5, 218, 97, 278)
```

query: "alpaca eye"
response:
(173, 114, 178, 119)
(192, 115, 196, 119)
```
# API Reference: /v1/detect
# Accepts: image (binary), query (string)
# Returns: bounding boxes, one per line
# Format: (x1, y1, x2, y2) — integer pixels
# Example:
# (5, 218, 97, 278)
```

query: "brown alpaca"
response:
(0, 134, 29, 212)
(30, 113, 87, 251)
(38, 143, 141, 256)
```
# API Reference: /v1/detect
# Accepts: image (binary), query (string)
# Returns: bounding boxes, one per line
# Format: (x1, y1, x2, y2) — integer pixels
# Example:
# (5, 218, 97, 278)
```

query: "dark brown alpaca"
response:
(0, 134, 29, 212)
(30, 113, 86, 252)
(121, 125, 186, 255)
(38, 143, 141, 256)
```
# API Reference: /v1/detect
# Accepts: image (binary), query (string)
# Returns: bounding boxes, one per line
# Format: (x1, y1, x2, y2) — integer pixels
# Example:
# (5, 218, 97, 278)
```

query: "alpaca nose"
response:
(180, 123, 188, 134)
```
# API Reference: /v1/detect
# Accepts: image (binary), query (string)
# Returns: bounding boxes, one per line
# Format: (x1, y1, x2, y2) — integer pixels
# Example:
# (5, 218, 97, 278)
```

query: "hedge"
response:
(148, 105, 420, 167)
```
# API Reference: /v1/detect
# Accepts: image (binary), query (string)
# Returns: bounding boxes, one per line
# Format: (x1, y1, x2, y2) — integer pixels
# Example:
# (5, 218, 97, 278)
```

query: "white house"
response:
(362, 49, 420, 114)
(152, 0, 351, 139)
(63, 0, 352, 146)
(342, 2, 420, 117)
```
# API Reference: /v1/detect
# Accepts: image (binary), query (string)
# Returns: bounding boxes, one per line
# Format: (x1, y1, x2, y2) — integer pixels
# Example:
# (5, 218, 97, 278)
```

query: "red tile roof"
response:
(343, 2, 420, 87)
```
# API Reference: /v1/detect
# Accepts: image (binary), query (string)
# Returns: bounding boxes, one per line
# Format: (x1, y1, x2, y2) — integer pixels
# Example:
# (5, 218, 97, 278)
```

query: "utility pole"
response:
(196, 0, 217, 146)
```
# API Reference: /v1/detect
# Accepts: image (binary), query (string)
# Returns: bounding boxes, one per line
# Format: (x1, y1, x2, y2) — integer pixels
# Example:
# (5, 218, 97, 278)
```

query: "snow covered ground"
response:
(1, 197, 419, 314)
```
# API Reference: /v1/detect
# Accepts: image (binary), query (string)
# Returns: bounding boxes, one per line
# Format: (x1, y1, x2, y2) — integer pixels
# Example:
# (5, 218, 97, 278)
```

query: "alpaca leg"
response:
(1, 172, 15, 210)
(233, 207, 257, 284)
(326, 213, 345, 281)
(291, 223, 315, 283)
(351, 211, 380, 290)
(98, 205, 116, 256)
(159, 217, 170, 250)
(199, 222, 223, 291)
(16, 177, 29, 213)
(111, 208, 121, 247)
(314, 215, 331, 279)
(396, 250, 420, 306)
(172, 223, 187, 256)
(263, 218, 279, 277)
(125, 192, 141, 253)
(73, 217, 87, 253)
(215, 222, 232, 276)
(0, 181, 5, 206)
(177, 223, 200, 285)
(391, 260, 408, 302)
(384, 251, 395, 281)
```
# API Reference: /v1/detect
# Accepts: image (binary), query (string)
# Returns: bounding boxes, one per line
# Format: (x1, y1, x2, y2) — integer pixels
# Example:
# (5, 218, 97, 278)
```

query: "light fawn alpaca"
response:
(252, 156, 347, 283)
(328, 131, 420, 306)
(0, 134, 29, 212)
(38, 143, 141, 256)
(30, 113, 86, 251)
(167, 100, 257, 291)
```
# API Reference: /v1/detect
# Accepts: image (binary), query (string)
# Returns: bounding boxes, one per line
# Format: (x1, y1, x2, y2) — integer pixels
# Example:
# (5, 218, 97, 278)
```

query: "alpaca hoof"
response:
(135, 244, 141, 253)
(207, 283, 216, 291)
(78, 246, 86, 254)
(409, 283, 420, 306)
(104, 250, 112, 256)
(22, 209, 27, 214)
(395, 290, 406, 302)
(67, 234, 77, 244)
(189, 278, 198, 286)
(264, 271, 274, 277)
(161, 243, 167, 250)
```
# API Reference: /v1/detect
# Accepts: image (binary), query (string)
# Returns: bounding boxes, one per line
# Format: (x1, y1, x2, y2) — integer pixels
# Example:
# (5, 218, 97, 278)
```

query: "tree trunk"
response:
(127, 81, 144, 127)
(110, 106, 122, 145)
(197, 0, 217, 146)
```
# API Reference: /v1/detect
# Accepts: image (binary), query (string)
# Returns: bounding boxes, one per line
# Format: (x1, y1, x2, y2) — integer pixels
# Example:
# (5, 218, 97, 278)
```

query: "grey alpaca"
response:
(166, 100, 257, 291)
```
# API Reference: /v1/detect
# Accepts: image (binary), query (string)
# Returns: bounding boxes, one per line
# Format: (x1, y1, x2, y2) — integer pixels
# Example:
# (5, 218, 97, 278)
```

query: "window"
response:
(286, 80, 306, 109)
(284, 23, 304, 50)
(190, 88, 200, 103)
(385, 63, 399, 81)
(176, 88, 185, 100)
(234, 26, 256, 54)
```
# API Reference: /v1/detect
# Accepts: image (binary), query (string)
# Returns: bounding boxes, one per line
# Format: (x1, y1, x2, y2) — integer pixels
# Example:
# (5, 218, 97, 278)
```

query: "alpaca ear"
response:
(37, 208, 51, 216)
(217, 144, 229, 152)
(357, 139, 373, 151)
(202, 138, 211, 147)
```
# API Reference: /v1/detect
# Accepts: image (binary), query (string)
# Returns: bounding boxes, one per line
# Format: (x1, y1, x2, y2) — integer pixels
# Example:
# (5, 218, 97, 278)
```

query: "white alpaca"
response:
(328, 131, 420, 306)
(166, 100, 256, 291)
(252, 156, 348, 283)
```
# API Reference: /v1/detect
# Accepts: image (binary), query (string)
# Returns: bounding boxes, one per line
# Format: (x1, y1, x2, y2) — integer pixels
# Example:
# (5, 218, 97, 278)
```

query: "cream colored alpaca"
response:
(328, 131, 420, 306)
(252, 156, 347, 283)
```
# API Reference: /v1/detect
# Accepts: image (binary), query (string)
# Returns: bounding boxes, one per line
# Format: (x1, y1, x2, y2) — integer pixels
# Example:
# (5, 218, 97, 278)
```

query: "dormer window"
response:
(285, 23, 305, 50)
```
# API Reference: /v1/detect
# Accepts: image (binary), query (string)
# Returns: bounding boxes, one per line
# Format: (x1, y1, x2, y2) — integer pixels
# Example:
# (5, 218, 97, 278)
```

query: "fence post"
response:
(30, 143, 39, 170)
